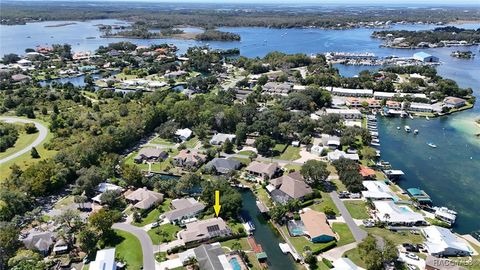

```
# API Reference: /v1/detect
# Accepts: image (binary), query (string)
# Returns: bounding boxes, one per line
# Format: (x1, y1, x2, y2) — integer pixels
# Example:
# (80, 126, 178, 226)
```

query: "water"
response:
(1, 20, 479, 233)
(240, 190, 296, 270)
(229, 257, 242, 270)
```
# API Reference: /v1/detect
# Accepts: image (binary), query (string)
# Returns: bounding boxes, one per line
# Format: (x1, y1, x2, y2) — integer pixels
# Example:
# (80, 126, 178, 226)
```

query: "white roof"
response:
(374, 201, 425, 224)
(333, 258, 365, 270)
(422, 226, 472, 255)
(176, 128, 193, 139)
(410, 102, 433, 109)
(362, 181, 394, 200)
(331, 87, 373, 95)
(97, 182, 123, 193)
(90, 248, 116, 270)
(325, 108, 362, 115)
(327, 150, 359, 161)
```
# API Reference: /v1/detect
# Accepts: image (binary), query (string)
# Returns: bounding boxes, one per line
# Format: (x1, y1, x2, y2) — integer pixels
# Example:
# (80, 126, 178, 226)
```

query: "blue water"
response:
(1, 20, 479, 234)
(229, 257, 242, 270)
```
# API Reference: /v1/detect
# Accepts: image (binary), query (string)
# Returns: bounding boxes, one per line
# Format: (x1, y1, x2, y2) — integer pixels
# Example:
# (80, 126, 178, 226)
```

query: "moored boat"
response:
(427, 142, 437, 148)
(404, 126, 411, 132)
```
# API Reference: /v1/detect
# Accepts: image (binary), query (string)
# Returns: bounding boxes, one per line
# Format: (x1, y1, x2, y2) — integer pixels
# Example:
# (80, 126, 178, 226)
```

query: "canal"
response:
(240, 190, 296, 270)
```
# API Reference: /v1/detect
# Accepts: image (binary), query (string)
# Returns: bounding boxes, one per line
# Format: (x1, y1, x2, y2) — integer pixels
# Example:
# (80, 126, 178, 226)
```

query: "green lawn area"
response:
(154, 252, 168, 263)
(280, 226, 335, 255)
(237, 150, 255, 156)
(124, 149, 178, 173)
(150, 136, 175, 146)
(343, 248, 366, 269)
(283, 164, 302, 172)
(113, 73, 138, 80)
(363, 227, 425, 245)
(332, 223, 355, 247)
(309, 192, 340, 216)
(273, 145, 301, 161)
(343, 200, 370, 220)
(0, 126, 38, 159)
(132, 199, 172, 227)
(0, 118, 57, 181)
(253, 185, 273, 208)
(113, 229, 143, 270)
(148, 223, 182, 245)
(184, 137, 199, 148)
(53, 195, 75, 210)
(220, 238, 250, 251)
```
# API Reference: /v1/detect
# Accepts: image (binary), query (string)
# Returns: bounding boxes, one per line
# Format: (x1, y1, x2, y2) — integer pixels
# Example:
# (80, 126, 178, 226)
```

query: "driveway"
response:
(113, 223, 155, 270)
(319, 242, 358, 261)
(0, 117, 48, 165)
(329, 191, 367, 242)
(398, 252, 426, 269)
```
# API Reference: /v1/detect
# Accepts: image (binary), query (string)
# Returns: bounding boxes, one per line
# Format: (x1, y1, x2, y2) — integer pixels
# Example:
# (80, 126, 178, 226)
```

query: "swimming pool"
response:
(287, 220, 305, 236)
(229, 257, 242, 270)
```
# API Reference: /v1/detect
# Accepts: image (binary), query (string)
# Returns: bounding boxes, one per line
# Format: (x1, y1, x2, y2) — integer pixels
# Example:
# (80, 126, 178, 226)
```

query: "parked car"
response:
(339, 191, 350, 198)
(151, 222, 160, 228)
(402, 243, 419, 252)
(349, 193, 361, 199)
(407, 264, 417, 270)
(405, 252, 419, 260)
(363, 219, 375, 228)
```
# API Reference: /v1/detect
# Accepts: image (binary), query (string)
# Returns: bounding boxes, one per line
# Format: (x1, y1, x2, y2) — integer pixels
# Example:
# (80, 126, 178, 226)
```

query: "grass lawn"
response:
(343, 200, 370, 220)
(253, 185, 273, 208)
(343, 248, 366, 269)
(150, 136, 175, 146)
(113, 229, 143, 270)
(332, 223, 355, 247)
(237, 150, 255, 156)
(363, 227, 425, 245)
(0, 126, 38, 159)
(53, 195, 75, 210)
(230, 157, 251, 165)
(133, 199, 172, 227)
(280, 226, 335, 255)
(154, 252, 168, 263)
(0, 118, 57, 181)
(309, 192, 339, 216)
(220, 238, 250, 251)
(184, 137, 199, 148)
(273, 145, 301, 161)
(148, 223, 182, 245)
(283, 164, 302, 172)
(124, 149, 177, 173)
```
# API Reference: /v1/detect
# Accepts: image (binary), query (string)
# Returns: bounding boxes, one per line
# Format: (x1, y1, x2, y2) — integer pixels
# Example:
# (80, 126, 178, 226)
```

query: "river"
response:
(1, 20, 479, 234)
(240, 190, 296, 270)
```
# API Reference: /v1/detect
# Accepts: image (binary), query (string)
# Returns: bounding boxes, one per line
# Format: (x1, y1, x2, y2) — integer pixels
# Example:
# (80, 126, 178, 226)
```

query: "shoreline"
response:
(44, 22, 77, 28)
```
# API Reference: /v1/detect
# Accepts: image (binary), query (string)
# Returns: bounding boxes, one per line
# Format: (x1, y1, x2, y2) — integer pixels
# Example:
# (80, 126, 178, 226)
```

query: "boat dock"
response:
(279, 243, 301, 262)
(247, 236, 268, 265)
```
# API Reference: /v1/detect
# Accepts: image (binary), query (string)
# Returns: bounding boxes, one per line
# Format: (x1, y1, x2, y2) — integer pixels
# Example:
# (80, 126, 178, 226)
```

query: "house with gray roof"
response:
(268, 171, 313, 204)
(205, 158, 242, 174)
(22, 231, 55, 256)
(134, 148, 168, 163)
(194, 243, 230, 270)
(161, 198, 205, 225)
(125, 187, 164, 210)
(209, 133, 236, 145)
(178, 218, 231, 244)
(245, 161, 279, 181)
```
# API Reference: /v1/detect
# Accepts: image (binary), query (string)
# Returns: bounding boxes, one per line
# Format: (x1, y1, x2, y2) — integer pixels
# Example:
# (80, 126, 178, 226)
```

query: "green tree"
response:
(78, 228, 98, 254)
(254, 135, 275, 156)
(300, 160, 330, 188)
(360, 147, 377, 162)
(89, 209, 119, 237)
(8, 249, 46, 270)
(323, 206, 336, 218)
(304, 254, 318, 269)
(53, 209, 82, 232)
(0, 222, 22, 268)
(121, 164, 143, 187)
(30, 147, 40, 159)
(222, 138, 234, 154)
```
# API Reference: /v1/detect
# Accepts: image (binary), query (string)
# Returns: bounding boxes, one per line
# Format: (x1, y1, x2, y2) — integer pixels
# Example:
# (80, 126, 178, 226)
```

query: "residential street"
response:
(112, 223, 155, 270)
(329, 191, 367, 242)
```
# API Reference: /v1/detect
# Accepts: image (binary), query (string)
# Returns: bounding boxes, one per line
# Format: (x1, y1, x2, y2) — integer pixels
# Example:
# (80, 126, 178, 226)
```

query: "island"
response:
(372, 26, 480, 48)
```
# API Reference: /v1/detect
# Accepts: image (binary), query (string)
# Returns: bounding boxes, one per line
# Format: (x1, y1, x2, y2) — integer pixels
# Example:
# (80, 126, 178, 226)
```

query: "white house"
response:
(373, 201, 426, 226)
(90, 248, 117, 270)
(408, 102, 433, 113)
(362, 181, 395, 200)
(324, 108, 362, 120)
(421, 226, 473, 257)
(413, 52, 439, 63)
(327, 150, 359, 162)
(175, 128, 193, 142)
(209, 133, 236, 145)
(330, 87, 374, 97)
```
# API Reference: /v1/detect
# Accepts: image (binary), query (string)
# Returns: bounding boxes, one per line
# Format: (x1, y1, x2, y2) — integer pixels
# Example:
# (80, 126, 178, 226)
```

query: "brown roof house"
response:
(172, 150, 206, 170)
(178, 218, 232, 244)
(300, 209, 336, 243)
(134, 148, 168, 163)
(245, 161, 279, 181)
(160, 198, 205, 225)
(125, 187, 163, 210)
(268, 171, 313, 204)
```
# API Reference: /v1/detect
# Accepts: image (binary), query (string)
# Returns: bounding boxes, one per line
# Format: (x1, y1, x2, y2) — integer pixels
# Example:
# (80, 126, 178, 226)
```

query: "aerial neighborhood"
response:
(0, 13, 479, 270)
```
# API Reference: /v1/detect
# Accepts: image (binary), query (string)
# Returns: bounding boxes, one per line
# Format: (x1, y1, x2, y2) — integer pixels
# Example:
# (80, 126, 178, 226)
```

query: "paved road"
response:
(329, 191, 367, 242)
(113, 223, 155, 270)
(319, 242, 358, 261)
(0, 117, 48, 165)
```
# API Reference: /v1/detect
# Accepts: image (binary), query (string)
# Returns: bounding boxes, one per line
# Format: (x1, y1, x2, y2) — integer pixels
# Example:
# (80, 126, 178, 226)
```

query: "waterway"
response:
(240, 190, 296, 270)
(1, 20, 479, 234)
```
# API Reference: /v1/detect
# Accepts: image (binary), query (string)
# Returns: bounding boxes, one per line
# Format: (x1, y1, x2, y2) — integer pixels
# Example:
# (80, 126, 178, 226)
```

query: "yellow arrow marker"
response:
(214, 190, 221, 217)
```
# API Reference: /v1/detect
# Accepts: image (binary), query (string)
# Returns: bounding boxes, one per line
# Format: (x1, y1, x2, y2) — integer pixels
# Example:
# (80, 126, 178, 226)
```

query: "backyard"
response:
(132, 199, 172, 227)
(148, 223, 182, 245)
(309, 192, 340, 216)
(272, 145, 301, 161)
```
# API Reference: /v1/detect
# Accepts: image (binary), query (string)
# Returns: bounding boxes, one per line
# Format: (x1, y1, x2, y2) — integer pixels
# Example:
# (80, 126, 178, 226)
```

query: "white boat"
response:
(404, 126, 411, 132)
(426, 116, 430, 120)
(397, 126, 400, 130)
(413, 129, 419, 135)
(427, 142, 437, 148)
(409, 114, 414, 119)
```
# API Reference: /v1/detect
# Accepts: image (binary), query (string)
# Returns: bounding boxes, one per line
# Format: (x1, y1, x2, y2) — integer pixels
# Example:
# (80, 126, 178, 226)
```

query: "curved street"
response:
(0, 117, 49, 165)
(112, 223, 155, 270)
